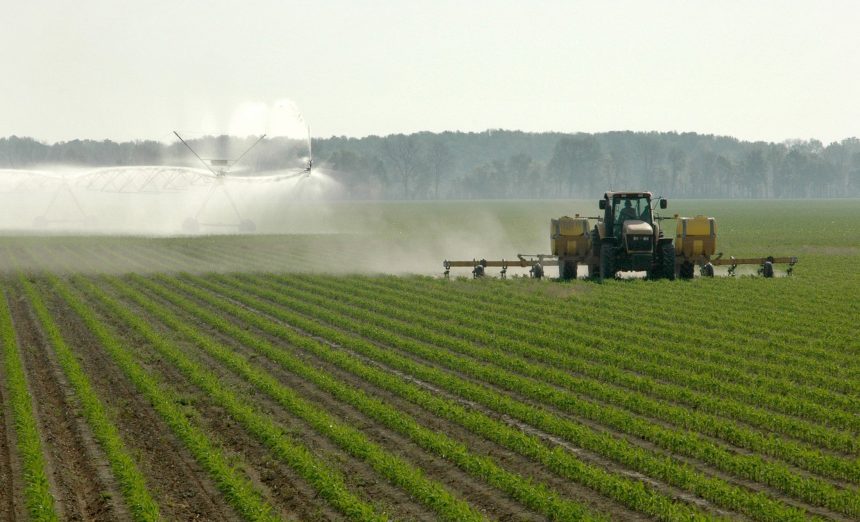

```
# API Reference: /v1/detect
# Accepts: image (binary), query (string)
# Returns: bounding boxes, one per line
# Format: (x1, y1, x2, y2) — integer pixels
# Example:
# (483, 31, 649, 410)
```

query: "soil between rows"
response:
(162, 275, 654, 521)
(9, 283, 123, 521)
(272, 277, 857, 519)
(99, 278, 472, 522)
(0, 310, 26, 522)
(86, 279, 355, 521)
(35, 278, 242, 522)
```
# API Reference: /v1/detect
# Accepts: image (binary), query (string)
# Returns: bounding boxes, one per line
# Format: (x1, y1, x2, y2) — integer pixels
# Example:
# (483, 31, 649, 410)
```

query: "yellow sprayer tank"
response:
(551, 216, 591, 257)
(675, 215, 717, 258)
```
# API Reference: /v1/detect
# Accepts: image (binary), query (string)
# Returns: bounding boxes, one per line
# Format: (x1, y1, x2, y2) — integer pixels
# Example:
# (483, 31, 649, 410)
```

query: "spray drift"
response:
(0, 101, 330, 235)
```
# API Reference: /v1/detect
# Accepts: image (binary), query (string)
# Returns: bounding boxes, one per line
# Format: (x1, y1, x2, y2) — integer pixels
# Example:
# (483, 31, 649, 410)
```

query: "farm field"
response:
(0, 199, 858, 521)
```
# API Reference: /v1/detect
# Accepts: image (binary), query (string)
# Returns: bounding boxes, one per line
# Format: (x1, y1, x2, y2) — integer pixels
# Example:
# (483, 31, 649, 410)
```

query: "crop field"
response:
(0, 199, 858, 521)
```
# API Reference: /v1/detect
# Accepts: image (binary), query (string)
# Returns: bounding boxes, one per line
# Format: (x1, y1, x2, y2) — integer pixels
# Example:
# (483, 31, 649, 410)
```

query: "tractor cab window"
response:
(613, 196, 652, 235)
(614, 196, 651, 224)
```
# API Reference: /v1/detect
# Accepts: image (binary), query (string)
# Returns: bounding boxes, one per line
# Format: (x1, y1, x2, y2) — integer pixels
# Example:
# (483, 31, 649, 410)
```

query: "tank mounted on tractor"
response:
(443, 191, 797, 281)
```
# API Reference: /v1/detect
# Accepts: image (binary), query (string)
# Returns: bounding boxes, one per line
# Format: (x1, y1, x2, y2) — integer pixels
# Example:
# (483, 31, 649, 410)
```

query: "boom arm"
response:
(173, 131, 267, 177)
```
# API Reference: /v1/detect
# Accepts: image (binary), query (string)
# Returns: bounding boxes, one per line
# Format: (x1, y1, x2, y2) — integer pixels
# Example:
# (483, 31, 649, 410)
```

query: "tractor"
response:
(590, 191, 674, 281)
(443, 191, 797, 280)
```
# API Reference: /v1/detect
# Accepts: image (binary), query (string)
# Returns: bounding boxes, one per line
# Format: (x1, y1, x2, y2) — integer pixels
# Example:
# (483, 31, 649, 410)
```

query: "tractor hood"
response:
(622, 221, 653, 236)
(622, 220, 654, 253)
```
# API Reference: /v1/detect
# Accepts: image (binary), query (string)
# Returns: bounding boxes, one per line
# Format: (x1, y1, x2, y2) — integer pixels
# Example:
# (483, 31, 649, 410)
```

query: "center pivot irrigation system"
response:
(8, 129, 314, 232)
(444, 191, 798, 281)
(172, 131, 312, 233)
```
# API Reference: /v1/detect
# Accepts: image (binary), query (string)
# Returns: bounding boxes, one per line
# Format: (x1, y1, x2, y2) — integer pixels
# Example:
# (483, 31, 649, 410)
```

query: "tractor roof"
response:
(604, 191, 653, 199)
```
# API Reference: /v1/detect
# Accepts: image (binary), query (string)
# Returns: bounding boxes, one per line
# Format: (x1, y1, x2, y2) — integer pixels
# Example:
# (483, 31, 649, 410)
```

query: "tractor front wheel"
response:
(660, 242, 676, 281)
(599, 244, 615, 282)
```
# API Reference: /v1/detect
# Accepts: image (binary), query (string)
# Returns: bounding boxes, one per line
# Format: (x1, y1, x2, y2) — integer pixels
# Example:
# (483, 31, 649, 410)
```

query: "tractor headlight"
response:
(626, 234, 653, 252)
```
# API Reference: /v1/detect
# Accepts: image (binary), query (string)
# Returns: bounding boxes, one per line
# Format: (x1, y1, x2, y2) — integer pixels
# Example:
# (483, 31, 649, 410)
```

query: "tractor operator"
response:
(619, 199, 637, 221)
(616, 199, 638, 235)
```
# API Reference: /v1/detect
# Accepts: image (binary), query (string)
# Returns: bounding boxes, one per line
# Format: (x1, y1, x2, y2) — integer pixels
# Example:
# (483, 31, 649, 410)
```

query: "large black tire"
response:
(660, 242, 676, 281)
(599, 244, 615, 282)
(679, 261, 695, 280)
(560, 259, 578, 280)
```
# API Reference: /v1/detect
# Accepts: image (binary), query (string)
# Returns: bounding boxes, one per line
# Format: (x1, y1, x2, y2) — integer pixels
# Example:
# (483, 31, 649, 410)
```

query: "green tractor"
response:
(443, 190, 797, 280)
(591, 191, 675, 281)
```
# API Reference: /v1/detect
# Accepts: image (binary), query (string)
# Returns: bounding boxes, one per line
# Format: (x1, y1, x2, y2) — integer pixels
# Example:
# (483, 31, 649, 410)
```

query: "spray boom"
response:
(173, 131, 267, 176)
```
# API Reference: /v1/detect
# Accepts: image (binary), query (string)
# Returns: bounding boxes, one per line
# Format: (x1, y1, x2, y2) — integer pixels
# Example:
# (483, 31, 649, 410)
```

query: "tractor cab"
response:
(596, 191, 674, 279)
(599, 192, 665, 237)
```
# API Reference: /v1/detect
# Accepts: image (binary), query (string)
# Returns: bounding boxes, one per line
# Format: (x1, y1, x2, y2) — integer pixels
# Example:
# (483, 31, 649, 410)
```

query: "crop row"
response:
(66, 275, 386, 522)
(224, 272, 859, 518)
(477, 276, 860, 399)
(19, 276, 165, 521)
(0, 285, 57, 521)
(117, 273, 617, 521)
(129, 272, 715, 521)
(102, 275, 491, 522)
(279, 273, 860, 485)
(368, 275, 860, 429)
(169, 272, 814, 521)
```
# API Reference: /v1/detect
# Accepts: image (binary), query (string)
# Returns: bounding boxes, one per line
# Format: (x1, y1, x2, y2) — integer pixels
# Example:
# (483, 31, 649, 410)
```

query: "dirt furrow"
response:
(98, 279, 449, 521)
(86, 280, 346, 521)
(36, 279, 241, 522)
(0, 337, 25, 522)
(259, 278, 856, 520)
(319, 306, 856, 520)
(173, 277, 654, 521)
(9, 285, 125, 521)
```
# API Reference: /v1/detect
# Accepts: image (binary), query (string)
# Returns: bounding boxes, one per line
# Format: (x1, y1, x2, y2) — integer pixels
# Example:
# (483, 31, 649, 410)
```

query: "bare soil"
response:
(87, 280, 345, 521)
(0, 334, 26, 522)
(9, 286, 124, 521)
(168, 276, 652, 521)
(34, 279, 242, 522)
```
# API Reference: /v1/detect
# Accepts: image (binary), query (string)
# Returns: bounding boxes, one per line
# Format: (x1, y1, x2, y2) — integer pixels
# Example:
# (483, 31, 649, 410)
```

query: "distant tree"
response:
(327, 150, 386, 199)
(547, 135, 602, 197)
(3, 129, 858, 199)
(741, 149, 767, 198)
(668, 148, 688, 195)
(381, 134, 422, 199)
(425, 139, 453, 199)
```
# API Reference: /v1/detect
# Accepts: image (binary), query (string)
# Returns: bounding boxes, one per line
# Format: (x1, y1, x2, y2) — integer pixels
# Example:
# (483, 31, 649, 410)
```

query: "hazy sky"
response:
(2, 1, 858, 143)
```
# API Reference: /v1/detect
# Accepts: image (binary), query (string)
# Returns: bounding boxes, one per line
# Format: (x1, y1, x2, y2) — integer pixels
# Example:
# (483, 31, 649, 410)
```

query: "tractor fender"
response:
(596, 222, 606, 240)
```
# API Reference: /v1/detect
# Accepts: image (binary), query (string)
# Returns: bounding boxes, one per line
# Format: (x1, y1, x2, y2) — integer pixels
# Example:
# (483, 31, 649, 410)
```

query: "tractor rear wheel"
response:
(599, 244, 615, 281)
(660, 242, 676, 281)
(560, 259, 577, 280)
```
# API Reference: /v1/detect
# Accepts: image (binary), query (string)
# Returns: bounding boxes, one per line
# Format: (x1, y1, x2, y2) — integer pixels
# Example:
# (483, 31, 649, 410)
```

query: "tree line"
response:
(2, 131, 859, 199)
